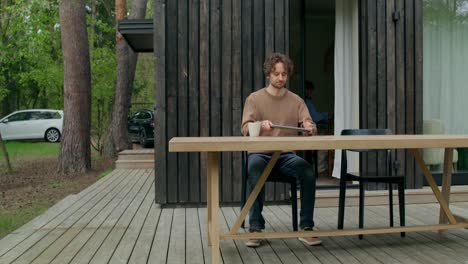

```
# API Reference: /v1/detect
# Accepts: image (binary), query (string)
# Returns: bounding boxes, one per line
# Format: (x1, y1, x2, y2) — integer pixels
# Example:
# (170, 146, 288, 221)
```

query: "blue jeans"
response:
(247, 152, 317, 230)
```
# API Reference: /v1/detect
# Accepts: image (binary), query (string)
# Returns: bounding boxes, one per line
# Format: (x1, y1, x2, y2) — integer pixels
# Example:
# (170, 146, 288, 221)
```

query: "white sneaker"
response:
(245, 238, 262, 247)
(245, 229, 262, 248)
(298, 227, 322, 246)
(298, 236, 322, 246)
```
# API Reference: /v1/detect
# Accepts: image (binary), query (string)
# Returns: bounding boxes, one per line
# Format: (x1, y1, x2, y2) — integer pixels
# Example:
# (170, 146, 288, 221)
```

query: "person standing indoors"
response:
(304, 80, 329, 125)
(241, 53, 322, 248)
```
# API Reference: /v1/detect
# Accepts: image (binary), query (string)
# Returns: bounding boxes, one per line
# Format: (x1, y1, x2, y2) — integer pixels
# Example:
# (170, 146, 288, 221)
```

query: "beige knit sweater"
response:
(241, 88, 315, 136)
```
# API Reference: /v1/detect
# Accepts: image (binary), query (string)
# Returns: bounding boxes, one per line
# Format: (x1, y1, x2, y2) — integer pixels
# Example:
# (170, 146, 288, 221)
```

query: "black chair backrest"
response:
(341, 128, 398, 175)
(341, 129, 392, 153)
(341, 128, 392, 136)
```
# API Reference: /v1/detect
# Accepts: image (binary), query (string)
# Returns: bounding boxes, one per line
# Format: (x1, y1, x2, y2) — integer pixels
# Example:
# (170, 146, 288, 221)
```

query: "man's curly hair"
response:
(263, 53, 294, 78)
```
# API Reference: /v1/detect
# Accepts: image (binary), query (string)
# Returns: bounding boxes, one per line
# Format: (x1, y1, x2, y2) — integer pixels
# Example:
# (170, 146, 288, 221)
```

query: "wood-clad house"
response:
(120, 0, 468, 205)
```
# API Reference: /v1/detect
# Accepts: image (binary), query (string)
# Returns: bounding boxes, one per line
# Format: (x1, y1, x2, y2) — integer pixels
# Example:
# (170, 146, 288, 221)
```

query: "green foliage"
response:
(131, 53, 154, 113)
(0, 0, 155, 155)
(90, 47, 116, 154)
(423, 0, 468, 23)
(97, 169, 112, 180)
(49, 181, 63, 188)
(0, 0, 63, 112)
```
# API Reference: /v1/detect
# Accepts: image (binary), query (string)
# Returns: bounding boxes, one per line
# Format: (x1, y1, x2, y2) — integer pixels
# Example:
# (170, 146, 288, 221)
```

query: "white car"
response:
(0, 109, 63, 142)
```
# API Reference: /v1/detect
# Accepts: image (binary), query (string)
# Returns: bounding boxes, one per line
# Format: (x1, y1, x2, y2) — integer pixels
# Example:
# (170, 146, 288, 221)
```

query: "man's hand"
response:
(261, 120, 273, 132)
(303, 120, 317, 136)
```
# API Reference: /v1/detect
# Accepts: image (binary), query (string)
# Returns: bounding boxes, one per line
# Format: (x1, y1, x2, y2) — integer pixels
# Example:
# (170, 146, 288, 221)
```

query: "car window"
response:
(139, 112, 151, 119)
(29, 111, 42, 120)
(51, 112, 62, 119)
(133, 112, 141, 119)
(7, 112, 29, 122)
(39, 111, 61, 119)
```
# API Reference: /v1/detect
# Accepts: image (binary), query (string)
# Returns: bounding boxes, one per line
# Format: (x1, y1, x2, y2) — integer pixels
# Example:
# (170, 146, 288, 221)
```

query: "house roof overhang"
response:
(118, 19, 154, 53)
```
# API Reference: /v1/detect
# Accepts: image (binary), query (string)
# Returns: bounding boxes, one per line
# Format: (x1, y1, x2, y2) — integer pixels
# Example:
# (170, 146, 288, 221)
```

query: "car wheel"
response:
(45, 128, 61, 143)
(139, 129, 149, 148)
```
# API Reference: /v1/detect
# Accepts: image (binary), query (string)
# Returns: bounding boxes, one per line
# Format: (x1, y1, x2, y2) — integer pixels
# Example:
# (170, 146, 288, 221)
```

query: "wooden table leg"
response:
(207, 155, 212, 246)
(207, 152, 220, 264)
(410, 149, 457, 224)
(439, 148, 454, 224)
(228, 151, 281, 235)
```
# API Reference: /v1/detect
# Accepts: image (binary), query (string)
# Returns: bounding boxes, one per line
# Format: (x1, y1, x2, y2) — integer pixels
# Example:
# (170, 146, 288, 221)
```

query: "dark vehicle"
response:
(128, 109, 154, 147)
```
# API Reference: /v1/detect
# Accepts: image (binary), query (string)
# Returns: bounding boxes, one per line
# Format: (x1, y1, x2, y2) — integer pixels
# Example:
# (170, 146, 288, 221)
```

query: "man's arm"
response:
(241, 96, 257, 136)
(299, 100, 317, 136)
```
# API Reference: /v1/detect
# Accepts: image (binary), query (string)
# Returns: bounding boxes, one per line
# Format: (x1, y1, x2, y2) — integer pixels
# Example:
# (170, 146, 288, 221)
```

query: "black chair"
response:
(337, 129, 405, 238)
(241, 151, 318, 231)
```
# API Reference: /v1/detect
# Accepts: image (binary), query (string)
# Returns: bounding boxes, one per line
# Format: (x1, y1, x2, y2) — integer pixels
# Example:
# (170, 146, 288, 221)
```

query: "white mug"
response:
(248, 121, 262, 137)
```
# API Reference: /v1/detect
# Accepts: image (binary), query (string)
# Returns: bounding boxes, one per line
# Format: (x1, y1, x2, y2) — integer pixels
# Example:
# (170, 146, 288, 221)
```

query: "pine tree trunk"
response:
(58, 0, 92, 173)
(104, 0, 131, 157)
(103, 0, 148, 157)
(128, 0, 148, 87)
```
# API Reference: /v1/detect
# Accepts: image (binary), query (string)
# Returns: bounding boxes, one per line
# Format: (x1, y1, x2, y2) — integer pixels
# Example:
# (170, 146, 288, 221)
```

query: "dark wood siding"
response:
(154, 0, 290, 205)
(359, 0, 423, 189)
(154, 0, 423, 204)
(154, 0, 166, 204)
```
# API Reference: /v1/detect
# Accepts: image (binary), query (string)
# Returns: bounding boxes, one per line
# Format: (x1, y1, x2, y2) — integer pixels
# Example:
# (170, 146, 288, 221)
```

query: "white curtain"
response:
(423, 0, 468, 134)
(333, 0, 360, 177)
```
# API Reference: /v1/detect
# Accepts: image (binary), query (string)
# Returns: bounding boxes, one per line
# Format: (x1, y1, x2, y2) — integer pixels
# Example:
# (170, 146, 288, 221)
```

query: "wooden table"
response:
(169, 135, 468, 264)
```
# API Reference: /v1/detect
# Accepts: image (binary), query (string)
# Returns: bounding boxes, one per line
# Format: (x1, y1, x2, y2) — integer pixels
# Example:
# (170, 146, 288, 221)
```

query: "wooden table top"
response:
(169, 135, 468, 152)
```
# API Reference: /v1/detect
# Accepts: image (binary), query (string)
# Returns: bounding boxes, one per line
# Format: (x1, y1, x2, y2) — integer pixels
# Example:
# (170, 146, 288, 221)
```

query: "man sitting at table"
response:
(241, 52, 322, 248)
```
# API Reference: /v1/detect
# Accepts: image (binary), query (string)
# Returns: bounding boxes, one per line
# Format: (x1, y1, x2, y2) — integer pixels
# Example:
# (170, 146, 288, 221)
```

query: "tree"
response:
(104, 0, 148, 157)
(57, 0, 92, 173)
(0, 0, 63, 116)
(88, 0, 117, 155)
(128, 0, 149, 88)
(0, 131, 12, 173)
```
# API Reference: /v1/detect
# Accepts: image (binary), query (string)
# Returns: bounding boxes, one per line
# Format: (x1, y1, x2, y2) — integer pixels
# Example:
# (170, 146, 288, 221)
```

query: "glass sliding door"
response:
(423, 0, 468, 172)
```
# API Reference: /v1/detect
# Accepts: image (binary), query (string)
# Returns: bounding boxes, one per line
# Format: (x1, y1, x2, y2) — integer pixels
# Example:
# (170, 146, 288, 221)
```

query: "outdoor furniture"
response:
(241, 150, 319, 231)
(241, 152, 298, 231)
(337, 129, 405, 238)
(169, 135, 468, 264)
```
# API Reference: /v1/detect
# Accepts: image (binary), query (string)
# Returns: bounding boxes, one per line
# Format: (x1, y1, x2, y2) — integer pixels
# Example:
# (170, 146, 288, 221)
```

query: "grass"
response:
(0, 205, 51, 239)
(97, 169, 113, 180)
(0, 141, 59, 162)
(0, 140, 114, 239)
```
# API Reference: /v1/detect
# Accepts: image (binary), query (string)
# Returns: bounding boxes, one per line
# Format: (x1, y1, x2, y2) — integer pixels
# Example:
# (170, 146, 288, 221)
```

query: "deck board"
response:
(1, 169, 468, 264)
(48, 170, 144, 264)
(312, 206, 400, 264)
(1, 169, 132, 264)
(185, 208, 205, 264)
(221, 207, 262, 264)
(166, 208, 186, 264)
(147, 208, 173, 263)
(127, 203, 161, 264)
(366, 205, 465, 264)
(272, 206, 360, 264)
(108, 183, 156, 263)
(29, 170, 141, 264)
(68, 169, 152, 264)
(197, 208, 215, 264)
(88, 175, 154, 263)
(0, 169, 126, 257)
(218, 207, 241, 264)
(231, 207, 283, 264)
(262, 206, 324, 264)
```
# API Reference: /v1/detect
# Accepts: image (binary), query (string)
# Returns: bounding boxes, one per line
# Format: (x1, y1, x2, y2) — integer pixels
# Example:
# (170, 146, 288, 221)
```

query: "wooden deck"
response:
(1, 169, 468, 264)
